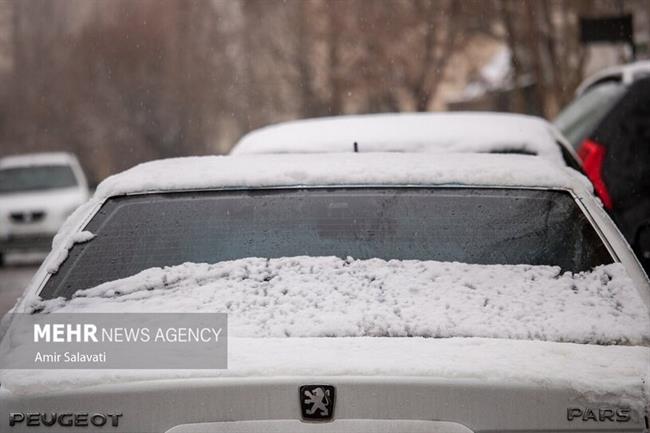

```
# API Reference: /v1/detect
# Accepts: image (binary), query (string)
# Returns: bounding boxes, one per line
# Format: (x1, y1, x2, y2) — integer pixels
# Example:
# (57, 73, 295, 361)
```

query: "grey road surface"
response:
(0, 267, 35, 316)
(0, 254, 43, 316)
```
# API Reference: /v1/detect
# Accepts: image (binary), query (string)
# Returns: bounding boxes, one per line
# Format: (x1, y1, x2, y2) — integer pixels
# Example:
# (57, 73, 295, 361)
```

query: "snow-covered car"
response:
(554, 61, 650, 272)
(1, 153, 649, 433)
(0, 152, 89, 265)
(231, 112, 582, 170)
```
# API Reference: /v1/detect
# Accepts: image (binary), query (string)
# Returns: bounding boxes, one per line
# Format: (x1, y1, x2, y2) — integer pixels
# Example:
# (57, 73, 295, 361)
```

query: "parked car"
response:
(1, 153, 648, 433)
(232, 112, 582, 170)
(554, 61, 650, 271)
(0, 152, 89, 265)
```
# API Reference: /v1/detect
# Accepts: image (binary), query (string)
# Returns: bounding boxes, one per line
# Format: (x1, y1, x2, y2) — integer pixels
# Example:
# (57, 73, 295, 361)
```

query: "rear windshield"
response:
(41, 188, 613, 299)
(554, 81, 626, 148)
(0, 165, 77, 194)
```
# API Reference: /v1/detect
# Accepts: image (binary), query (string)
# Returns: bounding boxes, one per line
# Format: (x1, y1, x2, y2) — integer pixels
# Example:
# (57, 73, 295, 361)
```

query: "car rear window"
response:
(0, 165, 77, 194)
(40, 188, 613, 299)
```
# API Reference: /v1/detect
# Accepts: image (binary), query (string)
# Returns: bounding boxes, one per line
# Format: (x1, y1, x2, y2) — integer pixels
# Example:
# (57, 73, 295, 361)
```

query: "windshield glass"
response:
(554, 82, 626, 148)
(0, 165, 77, 194)
(41, 188, 613, 300)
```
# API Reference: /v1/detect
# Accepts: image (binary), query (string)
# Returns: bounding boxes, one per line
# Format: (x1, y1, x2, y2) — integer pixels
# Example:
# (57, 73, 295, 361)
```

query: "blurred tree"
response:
(0, 0, 648, 182)
(499, 0, 590, 117)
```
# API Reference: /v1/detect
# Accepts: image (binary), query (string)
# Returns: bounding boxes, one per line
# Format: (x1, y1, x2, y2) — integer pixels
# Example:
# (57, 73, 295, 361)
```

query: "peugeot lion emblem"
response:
(300, 385, 335, 421)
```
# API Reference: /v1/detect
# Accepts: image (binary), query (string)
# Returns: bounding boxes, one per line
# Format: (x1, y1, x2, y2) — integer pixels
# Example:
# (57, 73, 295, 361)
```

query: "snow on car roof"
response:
(0, 152, 78, 169)
(576, 61, 650, 95)
(231, 112, 566, 165)
(94, 153, 590, 201)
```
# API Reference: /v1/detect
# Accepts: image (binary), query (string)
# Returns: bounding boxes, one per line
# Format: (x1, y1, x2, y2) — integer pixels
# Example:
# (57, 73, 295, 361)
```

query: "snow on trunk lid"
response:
(34, 256, 650, 345)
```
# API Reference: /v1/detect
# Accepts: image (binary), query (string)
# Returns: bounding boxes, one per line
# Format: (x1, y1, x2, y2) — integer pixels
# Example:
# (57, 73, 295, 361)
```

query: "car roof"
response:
(0, 152, 79, 169)
(231, 112, 567, 166)
(576, 61, 650, 95)
(94, 153, 592, 201)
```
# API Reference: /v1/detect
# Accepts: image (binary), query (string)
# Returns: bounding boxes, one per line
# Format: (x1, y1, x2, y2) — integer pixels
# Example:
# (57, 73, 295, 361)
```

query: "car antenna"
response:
(353, 141, 359, 153)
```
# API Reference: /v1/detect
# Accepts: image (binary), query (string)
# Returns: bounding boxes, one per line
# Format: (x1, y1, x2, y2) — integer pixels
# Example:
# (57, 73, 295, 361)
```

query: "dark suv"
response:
(554, 62, 650, 272)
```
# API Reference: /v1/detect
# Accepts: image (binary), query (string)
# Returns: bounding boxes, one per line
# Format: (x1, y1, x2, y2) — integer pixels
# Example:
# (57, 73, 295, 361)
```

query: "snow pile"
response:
(35, 257, 650, 345)
(479, 48, 512, 89)
(232, 113, 565, 166)
(46, 230, 95, 274)
(461, 48, 512, 100)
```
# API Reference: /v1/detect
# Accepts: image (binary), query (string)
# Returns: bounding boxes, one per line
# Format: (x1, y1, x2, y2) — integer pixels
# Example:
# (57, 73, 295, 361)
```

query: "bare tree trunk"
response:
(412, 0, 460, 112)
(326, 3, 343, 115)
(295, 0, 320, 117)
(499, 0, 526, 113)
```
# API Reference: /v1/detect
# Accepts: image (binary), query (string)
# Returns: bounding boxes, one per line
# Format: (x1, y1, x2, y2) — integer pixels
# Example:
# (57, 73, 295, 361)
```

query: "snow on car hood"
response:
(34, 257, 650, 345)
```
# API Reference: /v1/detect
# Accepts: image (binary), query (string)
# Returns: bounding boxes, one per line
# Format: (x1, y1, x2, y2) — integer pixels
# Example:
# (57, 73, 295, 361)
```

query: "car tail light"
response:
(578, 139, 613, 209)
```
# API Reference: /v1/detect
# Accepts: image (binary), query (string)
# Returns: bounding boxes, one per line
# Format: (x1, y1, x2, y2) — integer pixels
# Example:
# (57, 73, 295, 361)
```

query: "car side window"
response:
(554, 82, 627, 148)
